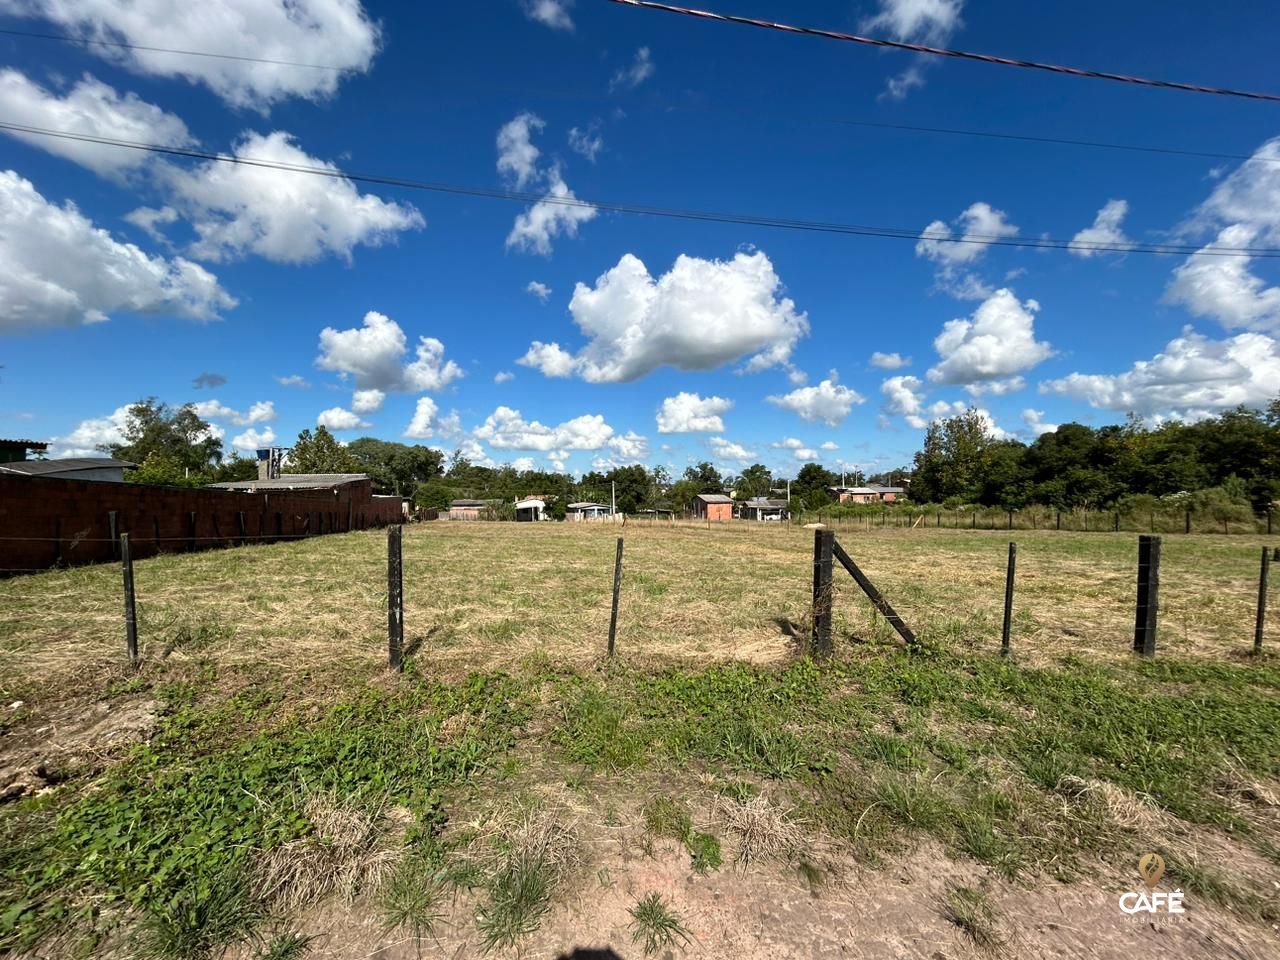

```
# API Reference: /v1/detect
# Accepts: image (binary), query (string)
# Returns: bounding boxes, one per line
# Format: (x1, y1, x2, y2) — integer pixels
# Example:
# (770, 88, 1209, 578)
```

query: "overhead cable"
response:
(607, 0, 1280, 103)
(3, 119, 1276, 258)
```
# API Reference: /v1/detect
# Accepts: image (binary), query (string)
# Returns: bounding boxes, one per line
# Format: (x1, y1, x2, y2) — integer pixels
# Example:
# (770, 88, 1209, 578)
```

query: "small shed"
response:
(0, 438, 48, 464)
(867, 484, 905, 503)
(448, 499, 488, 521)
(0, 457, 137, 483)
(566, 502, 611, 521)
(692, 493, 733, 522)
(514, 497, 546, 522)
(742, 497, 789, 521)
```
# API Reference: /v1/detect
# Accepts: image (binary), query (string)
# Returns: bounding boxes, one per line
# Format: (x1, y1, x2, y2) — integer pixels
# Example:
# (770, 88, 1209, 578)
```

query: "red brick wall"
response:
(0, 475, 403, 572)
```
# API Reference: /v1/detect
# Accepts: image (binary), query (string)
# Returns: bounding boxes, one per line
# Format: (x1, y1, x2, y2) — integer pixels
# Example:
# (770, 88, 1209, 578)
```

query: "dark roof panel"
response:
(0, 457, 136, 476)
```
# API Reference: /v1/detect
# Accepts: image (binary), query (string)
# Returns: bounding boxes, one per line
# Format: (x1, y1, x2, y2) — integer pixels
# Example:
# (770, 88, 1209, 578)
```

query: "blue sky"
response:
(3, 0, 1280, 479)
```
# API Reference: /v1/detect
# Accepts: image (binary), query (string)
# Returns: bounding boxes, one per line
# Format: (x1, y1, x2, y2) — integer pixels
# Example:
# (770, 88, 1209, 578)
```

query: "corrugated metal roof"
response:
(745, 498, 789, 508)
(696, 493, 734, 503)
(567, 502, 609, 509)
(0, 457, 136, 476)
(207, 473, 367, 491)
(0, 438, 48, 448)
(449, 499, 488, 507)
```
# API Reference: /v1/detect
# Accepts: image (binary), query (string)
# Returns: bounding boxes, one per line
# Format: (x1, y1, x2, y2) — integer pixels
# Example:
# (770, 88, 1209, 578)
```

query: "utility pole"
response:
(611, 480, 616, 516)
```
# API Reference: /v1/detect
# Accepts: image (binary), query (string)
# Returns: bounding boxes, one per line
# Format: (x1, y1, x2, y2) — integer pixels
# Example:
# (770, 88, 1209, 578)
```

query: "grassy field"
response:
(1, 522, 1278, 958)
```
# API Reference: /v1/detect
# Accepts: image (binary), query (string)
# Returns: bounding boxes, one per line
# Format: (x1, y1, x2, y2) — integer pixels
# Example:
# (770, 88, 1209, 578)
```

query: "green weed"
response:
(629, 892, 692, 956)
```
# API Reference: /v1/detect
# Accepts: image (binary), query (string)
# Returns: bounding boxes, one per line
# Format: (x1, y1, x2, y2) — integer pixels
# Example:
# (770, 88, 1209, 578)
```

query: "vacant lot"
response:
(1, 523, 1278, 959)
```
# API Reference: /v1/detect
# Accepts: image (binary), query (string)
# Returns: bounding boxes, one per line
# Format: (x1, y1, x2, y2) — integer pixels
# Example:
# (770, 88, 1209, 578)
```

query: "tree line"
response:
(103, 397, 1280, 519)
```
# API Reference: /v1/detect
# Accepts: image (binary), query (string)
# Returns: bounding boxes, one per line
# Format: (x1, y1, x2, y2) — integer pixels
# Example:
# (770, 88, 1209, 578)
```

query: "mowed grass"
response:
(2, 522, 1279, 956)
(2, 521, 1278, 703)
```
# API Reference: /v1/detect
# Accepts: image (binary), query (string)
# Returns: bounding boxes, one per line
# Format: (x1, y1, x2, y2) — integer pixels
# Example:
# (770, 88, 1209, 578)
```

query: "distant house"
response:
(566, 502, 611, 521)
(867, 484, 905, 503)
(741, 497, 789, 521)
(692, 493, 733, 522)
(832, 486, 879, 504)
(831, 484, 907, 504)
(514, 497, 546, 522)
(0, 457, 137, 483)
(0, 438, 48, 464)
(448, 499, 489, 521)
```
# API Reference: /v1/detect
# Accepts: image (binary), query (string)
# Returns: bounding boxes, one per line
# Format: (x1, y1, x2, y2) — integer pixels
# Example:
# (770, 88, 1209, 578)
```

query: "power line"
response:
(3, 118, 1277, 258)
(2, 22, 1271, 166)
(607, 0, 1280, 103)
(0, 25, 345, 70)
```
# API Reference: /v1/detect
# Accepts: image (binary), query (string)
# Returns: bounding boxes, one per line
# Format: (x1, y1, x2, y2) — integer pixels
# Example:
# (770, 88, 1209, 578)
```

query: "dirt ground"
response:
(269, 839, 1279, 960)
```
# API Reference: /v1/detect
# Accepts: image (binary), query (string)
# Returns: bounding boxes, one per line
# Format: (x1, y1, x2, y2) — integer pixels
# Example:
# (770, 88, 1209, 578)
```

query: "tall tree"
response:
(108, 398, 223, 479)
(286, 427, 363, 474)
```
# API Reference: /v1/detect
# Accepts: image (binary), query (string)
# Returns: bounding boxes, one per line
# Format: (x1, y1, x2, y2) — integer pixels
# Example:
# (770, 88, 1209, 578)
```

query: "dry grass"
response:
(1054, 774, 1163, 832)
(2, 522, 1277, 704)
(254, 791, 401, 910)
(714, 793, 807, 868)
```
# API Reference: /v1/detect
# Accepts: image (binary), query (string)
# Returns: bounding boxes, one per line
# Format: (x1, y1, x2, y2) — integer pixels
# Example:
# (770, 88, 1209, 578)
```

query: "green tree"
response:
(682, 462, 724, 494)
(736, 464, 773, 500)
(108, 398, 222, 477)
(286, 427, 364, 474)
(346, 438, 444, 497)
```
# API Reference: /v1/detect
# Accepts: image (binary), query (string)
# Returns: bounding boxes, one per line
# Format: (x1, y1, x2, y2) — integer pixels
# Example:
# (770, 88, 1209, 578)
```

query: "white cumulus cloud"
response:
(1069, 199, 1134, 257)
(1164, 138, 1280, 333)
(147, 131, 422, 264)
(232, 426, 275, 451)
(0, 170, 235, 331)
(351, 389, 384, 414)
(708, 437, 756, 462)
(870, 351, 911, 370)
(526, 280, 552, 302)
(47, 405, 131, 458)
(4, 0, 381, 110)
(497, 112, 545, 190)
(0, 69, 192, 177)
(403, 397, 462, 440)
(316, 310, 463, 393)
(1021, 409, 1058, 436)
(656, 392, 733, 433)
(861, 0, 965, 99)
(916, 201, 1018, 267)
(317, 406, 370, 431)
(494, 371, 515, 384)
(474, 406, 616, 451)
(523, 251, 808, 382)
(927, 289, 1052, 386)
(1166, 224, 1280, 333)
(1040, 327, 1280, 421)
(193, 400, 276, 426)
(767, 373, 864, 427)
(505, 168, 597, 255)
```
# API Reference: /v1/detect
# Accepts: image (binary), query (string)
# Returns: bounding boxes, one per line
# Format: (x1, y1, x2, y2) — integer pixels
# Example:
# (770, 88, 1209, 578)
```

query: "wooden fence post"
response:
(830, 538, 917, 646)
(387, 524, 403, 672)
(1255, 546, 1270, 655)
(811, 529, 834, 656)
(1007, 510, 1013, 531)
(1185, 510, 1192, 534)
(121, 532, 138, 663)
(1056, 510, 1061, 531)
(608, 537, 624, 656)
(1134, 535, 1161, 658)
(1002, 542, 1016, 656)
(108, 511, 120, 561)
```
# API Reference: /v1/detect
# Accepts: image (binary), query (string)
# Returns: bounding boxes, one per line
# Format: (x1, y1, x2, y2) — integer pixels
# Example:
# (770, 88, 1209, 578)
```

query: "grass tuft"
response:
(940, 883, 1002, 951)
(629, 892, 692, 956)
